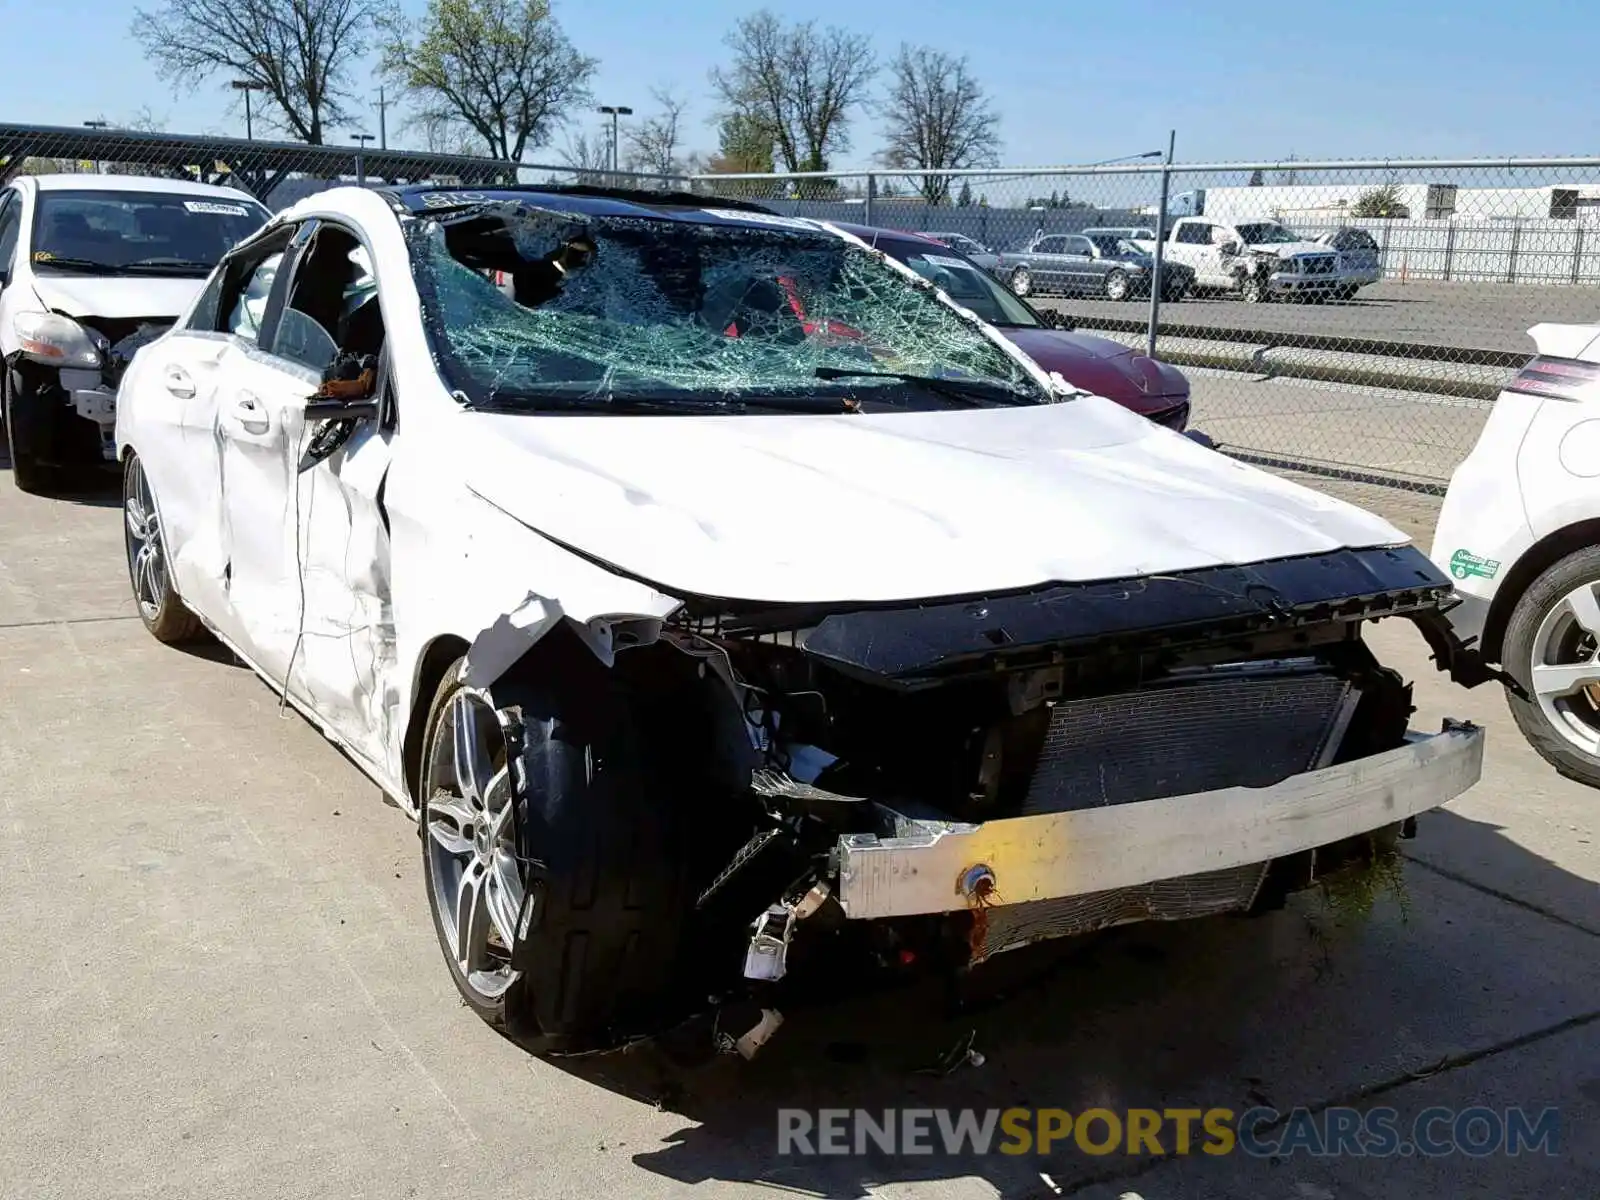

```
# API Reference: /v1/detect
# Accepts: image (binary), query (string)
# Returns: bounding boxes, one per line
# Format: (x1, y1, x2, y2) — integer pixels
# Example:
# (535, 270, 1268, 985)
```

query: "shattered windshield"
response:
(408, 202, 1045, 410)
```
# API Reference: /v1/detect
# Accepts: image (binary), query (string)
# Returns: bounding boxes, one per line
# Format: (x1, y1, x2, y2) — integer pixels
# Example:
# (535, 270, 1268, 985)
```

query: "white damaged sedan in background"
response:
(0, 174, 269, 492)
(116, 183, 1496, 1056)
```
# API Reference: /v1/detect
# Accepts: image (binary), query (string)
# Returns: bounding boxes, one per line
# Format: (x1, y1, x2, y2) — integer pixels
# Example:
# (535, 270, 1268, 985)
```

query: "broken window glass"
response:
(407, 204, 1046, 410)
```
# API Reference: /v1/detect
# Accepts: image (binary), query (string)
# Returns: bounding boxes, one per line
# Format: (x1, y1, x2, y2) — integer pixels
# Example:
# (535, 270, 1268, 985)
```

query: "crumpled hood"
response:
(28, 274, 204, 321)
(461, 396, 1407, 605)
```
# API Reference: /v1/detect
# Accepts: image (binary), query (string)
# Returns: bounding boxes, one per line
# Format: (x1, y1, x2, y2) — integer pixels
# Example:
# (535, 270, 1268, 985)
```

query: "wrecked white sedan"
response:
(116, 184, 1489, 1055)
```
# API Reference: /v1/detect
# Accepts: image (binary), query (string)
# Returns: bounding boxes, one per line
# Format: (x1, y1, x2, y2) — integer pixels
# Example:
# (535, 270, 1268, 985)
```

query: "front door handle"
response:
(232, 394, 271, 436)
(164, 365, 196, 399)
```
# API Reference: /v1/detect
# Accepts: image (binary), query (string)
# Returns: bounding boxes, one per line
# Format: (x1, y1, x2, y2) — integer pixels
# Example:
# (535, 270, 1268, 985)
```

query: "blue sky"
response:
(0, 0, 1595, 166)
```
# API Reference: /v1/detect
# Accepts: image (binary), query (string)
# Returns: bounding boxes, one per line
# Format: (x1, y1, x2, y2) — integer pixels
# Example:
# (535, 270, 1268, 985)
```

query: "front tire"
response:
(1104, 269, 1131, 301)
(419, 652, 698, 1053)
(1239, 274, 1266, 303)
(1009, 266, 1032, 297)
(123, 452, 205, 644)
(1502, 546, 1600, 788)
(4, 366, 57, 495)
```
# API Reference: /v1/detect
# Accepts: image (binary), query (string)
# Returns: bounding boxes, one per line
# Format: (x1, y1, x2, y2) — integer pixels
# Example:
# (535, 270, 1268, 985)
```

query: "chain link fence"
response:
(689, 158, 1600, 491)
(6, 123, 1599, 491)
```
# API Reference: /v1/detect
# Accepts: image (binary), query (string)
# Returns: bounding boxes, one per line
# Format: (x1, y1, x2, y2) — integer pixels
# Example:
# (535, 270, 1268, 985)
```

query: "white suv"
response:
(1432, 321, 1600, 784)
(0, 174, 269, 492)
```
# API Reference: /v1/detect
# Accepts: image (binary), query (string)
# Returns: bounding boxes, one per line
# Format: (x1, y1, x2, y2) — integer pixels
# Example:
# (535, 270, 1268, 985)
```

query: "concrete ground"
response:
(0, 462, 1595, 1200)
(1041, 278, 1598, 356)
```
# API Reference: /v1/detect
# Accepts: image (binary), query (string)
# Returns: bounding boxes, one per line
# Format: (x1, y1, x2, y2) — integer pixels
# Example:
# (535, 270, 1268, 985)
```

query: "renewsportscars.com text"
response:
(776, 1106, 1560, 1159)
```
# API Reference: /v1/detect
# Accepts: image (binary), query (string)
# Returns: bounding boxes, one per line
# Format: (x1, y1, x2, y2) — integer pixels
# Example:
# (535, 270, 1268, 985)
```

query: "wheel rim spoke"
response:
(1561, 585, 1600, 638)
(426, 791, 476, 857)
(485, 847, 524, 951)
(1531, 661, 1600, 699)
(451, 692, 495, 811)
(455, 860, 491, 973)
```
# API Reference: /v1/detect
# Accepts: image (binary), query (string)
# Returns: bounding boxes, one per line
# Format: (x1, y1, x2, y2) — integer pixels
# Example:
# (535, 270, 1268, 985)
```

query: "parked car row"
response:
(1, 175, 1500, 1060)
(915, 220, 1382, 304)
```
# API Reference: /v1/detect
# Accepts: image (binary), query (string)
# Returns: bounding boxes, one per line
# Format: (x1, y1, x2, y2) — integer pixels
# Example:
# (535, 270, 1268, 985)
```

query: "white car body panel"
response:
(465, 398, 1407, 605)
(1432, 322, 1600, 649)
(27, 274, 206, 321)
(119, 187, 1418, 813)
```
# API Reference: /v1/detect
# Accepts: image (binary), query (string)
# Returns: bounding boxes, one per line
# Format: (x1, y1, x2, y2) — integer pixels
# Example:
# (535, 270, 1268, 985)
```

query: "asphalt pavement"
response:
(0, 460, 1595, 1200)
(1040, 278, 1598, 356)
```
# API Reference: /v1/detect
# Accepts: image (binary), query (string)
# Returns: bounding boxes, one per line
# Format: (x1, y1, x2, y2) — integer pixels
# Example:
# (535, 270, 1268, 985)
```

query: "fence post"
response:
(1443, 222, 1456, 281)
(864, 173, 875, 228)
(1573, 226, 1585, 285)
(1146, 130, 1176, 359)
(1507, 220, 1521, 284)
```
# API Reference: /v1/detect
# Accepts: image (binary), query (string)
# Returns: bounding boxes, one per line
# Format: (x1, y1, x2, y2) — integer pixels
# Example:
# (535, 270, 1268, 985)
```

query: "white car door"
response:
(218, 219, 397, 764)
(129, 240, 289, 628)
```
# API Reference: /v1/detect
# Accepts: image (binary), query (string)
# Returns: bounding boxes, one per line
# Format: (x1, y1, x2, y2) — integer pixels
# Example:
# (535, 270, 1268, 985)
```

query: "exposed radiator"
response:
(970, 863, 1270, 964)
(1022, 670, 1353, 817)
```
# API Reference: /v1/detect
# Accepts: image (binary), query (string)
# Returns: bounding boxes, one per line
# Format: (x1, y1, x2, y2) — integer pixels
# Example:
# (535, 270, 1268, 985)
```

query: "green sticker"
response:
(1450, 549, 1501, 581)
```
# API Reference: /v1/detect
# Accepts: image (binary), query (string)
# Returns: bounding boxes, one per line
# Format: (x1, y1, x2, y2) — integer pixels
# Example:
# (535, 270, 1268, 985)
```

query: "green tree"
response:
(383, 0, 597, 161)
(703, 111, 776, 197)
(957, 180, 973, 206)
(1351, 182, 1408, 218)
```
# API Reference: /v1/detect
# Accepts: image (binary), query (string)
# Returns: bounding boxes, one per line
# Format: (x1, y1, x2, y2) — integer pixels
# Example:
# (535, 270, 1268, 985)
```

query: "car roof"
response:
(382, 184, 805, 235)
(27, 173, 262, 204)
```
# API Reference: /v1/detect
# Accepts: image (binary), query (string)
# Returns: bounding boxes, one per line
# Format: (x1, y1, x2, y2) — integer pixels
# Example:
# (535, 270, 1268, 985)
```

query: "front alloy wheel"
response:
(1009, 266, 1032, 297)
(1104, 269, 1131, 301)
(424, 687, 527, 1005)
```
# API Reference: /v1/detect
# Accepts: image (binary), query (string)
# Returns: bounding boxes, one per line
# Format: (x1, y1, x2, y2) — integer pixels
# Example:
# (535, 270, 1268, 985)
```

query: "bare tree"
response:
(710, 11, 875, 174)
(131, 0, 382, 144)
(623, 87, 690, 178)
(560, 130, 612, 184)
(382, 0, 596, 161)
(879, 44, 999, 205)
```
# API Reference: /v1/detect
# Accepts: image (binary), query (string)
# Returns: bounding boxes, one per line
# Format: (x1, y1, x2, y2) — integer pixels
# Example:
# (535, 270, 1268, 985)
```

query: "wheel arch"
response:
(402, 633, 472, 808)
(1481, 517, 1600, 663)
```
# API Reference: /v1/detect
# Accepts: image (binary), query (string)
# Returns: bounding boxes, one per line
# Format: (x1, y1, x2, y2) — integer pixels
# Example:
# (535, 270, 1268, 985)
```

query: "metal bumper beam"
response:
(835, 721, 1484, 920)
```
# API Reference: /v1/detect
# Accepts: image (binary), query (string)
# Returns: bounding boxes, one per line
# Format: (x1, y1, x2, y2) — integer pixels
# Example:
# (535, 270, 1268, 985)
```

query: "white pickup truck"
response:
(1136, 216, 1343, 303)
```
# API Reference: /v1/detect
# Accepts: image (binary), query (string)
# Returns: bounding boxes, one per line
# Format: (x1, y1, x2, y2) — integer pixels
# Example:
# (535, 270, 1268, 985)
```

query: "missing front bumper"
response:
(834, 721, 1483, 921)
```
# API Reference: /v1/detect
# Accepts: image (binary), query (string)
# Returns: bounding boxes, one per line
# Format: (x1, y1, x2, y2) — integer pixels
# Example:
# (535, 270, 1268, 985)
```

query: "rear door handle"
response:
(164, 365, 196, 399)
(232, 394, 271, 437)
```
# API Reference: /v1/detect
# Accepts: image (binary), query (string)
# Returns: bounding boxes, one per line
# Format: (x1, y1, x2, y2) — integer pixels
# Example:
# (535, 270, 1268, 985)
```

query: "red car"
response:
(836, 223, 1191, 431)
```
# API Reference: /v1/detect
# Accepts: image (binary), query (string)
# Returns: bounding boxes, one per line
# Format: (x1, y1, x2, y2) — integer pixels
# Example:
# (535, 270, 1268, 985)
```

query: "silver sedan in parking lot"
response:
(1004, 232, 1193, 301)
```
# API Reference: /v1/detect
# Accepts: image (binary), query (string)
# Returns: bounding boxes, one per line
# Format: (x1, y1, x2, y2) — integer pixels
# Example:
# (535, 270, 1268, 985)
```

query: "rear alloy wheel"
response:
(123, 452, 205, 643)
(1503, 546, 1600, 788)
(1239, 274, 1266, 303)
(1103, 269, 1131, 301)
(1009, 266, 1032, 297)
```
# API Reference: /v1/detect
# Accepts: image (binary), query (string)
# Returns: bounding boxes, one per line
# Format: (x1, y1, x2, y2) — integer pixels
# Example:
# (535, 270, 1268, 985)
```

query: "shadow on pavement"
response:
(0, 442, 122, 509)
(548, 807, 1597, 1199)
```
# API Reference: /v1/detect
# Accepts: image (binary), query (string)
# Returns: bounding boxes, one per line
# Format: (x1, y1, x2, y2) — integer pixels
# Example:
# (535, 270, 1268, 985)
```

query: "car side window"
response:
(184, 268, 227, 333)
(0, 192, 21, 276)
(1036, 236, 1065, 253)
(268, 222, 385, 374)
(1066, 236, 1093, 256)
(226, 251, 286, 343)
(1177, 223, 1212, 245)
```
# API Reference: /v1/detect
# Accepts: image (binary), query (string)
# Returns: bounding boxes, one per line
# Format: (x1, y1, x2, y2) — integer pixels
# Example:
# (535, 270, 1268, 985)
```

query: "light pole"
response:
(351, 132, 375, 185)
(82, 120, 109, 174)
(374, 86, 392, 151)
(598, 105, 632, 174)
(230, 80, 266, 141)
